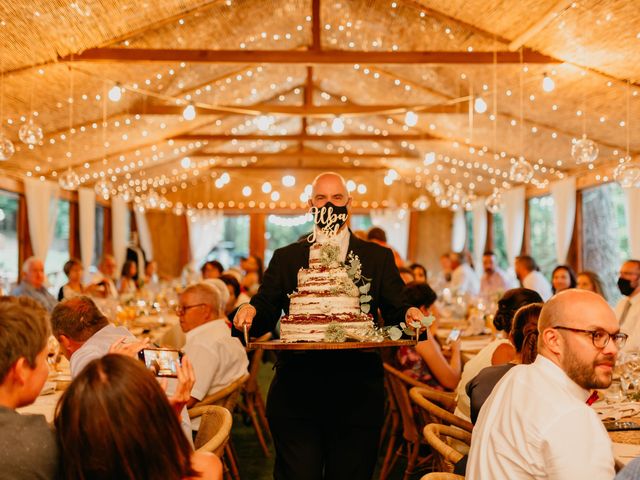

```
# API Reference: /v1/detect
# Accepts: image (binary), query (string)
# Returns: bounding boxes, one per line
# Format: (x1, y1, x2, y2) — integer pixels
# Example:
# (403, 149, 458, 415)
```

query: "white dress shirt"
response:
(70, 324, 136, 378)
(184, 319, 249, 429)
(522, 270, 553, 301)
(467, 355, 614, 480)
(450, 264, 480, 296)
(616, 294, 640, 352)
(480, 268, 513, 298)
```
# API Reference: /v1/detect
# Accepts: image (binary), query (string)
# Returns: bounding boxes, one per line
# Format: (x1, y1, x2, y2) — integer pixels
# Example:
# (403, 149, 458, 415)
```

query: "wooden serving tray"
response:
(248, 339, 416, 350)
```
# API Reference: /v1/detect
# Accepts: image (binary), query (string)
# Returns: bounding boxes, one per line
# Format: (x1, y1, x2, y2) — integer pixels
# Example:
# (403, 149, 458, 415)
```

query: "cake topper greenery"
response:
(323, 314, 435, 343)
(346, 251, 372, 314)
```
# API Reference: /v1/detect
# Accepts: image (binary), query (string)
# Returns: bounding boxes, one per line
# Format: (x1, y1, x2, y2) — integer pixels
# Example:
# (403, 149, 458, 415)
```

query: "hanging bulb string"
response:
(493, 41, 498, 160)
(626, 79, 630, 160)
(68, 61, 74, 168)
(519, 48, 524, 160)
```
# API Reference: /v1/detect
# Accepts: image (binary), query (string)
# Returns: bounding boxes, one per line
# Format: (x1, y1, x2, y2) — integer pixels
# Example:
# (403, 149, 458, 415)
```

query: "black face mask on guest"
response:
(618, 277, 636, 297)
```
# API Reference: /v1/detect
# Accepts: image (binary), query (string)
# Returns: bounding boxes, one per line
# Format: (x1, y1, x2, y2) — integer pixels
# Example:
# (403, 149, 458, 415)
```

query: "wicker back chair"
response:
(189, 405, 233, 456)
(422, 423, 471, 474)
(409, 387, 473, 433)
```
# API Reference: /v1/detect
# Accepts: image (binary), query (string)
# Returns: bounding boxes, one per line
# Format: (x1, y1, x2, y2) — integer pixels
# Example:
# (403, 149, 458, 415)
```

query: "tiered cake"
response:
(280, 242, 374, 342)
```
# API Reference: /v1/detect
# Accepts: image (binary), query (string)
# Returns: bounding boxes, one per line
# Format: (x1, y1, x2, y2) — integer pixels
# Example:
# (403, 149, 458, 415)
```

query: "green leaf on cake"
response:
(387, 326, 403, 341)
(420, 314, 435, 328)
(361, 303, 371, 314)
(359, 295, 372, 303)
(359, 283, 370, 294)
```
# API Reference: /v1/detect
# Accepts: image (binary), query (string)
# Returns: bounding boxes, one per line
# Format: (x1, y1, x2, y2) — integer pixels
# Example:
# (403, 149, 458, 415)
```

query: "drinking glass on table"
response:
(620, 351, 640, 399)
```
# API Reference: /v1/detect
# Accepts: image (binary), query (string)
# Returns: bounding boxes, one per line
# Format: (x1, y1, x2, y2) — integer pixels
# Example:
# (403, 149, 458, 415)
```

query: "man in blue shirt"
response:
(10, 257, 57, 312)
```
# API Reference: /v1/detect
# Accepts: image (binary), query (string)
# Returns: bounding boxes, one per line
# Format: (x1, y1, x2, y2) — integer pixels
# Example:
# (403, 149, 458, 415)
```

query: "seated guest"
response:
(398, 266, 415, 285)
(201, 260, 224, 280)
(551, 264, 577, 294)
(51, 296, 138, 378)
(480, 251, 512, 298)
(367, 226, 404, 268)
(454, 288, 543, 421)
(10, 257, 57, 312)
(514, 255, 552, 301)
(240, 255, 263, 297)
(466, 302, 543, 423)
(89, 254, 118, 299)
(220, 274, 250, 315)
(58, 258, 84, 301)
(467, 290, 621, 479)
(577, 270, 607, 300)
(178, 283, 248, 426)
(118, 260, 138, 295)
(616, 455, 640, 479)
(144, 260, 159, 285)
(0, 296, 58, 479)
(409, 263, 427, 283)
(450, 251, 480, 296)
(396, 282, 461, 390)
(615, 260, 640, 353)
(55, 354, 222, 480)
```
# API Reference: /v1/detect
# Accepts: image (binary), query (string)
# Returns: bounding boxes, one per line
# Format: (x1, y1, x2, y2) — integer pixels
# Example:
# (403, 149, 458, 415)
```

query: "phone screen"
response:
(446, 328, 461, 344)
(138, 348, 183, 377)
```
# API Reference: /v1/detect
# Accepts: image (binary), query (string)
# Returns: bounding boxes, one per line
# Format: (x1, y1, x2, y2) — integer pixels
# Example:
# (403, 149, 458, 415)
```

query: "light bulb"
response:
(424, 152, 436, 166)
(404, 111, 418, 127)
(542, 75, 555, 92)
(346, 180, 356, 192)
(182, 104, 196, 121)
(242, 186, 252, 197)
(255, 115, 272, 131)
(331, 117, 345, 133)
(0, 133, 15, 161)
(271, 191, 280, 201)
(282, 175, 296, 187)
(474, 97, 488, 114)
(108, 85, 123, 102)
(180, 157, 191, 168)
(357, 184, 367, 194)
(261, 181, 272, 193)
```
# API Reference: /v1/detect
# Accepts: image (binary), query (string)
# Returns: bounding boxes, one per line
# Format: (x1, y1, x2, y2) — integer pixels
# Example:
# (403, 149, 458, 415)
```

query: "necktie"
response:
(586, 391, 599, 406)
(620, 299, 632, 327)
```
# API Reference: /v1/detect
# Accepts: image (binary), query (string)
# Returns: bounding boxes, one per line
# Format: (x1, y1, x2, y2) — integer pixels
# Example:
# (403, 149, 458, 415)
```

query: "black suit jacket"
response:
(240, 232, 409, 427)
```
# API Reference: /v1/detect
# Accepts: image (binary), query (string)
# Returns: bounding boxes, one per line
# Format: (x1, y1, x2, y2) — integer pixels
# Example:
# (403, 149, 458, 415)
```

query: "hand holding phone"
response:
(446, 328, 461, 345)
(138, 348, 183, 378)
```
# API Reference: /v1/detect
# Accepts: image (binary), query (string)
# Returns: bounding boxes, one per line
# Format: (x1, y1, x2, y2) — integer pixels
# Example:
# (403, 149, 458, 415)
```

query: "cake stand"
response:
(247, 339, 417, 350)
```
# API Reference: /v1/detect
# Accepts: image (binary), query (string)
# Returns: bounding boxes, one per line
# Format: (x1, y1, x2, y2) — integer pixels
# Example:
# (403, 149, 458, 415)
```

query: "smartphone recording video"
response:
(446, 328, 461, 344)
(138, 348, 183, 378)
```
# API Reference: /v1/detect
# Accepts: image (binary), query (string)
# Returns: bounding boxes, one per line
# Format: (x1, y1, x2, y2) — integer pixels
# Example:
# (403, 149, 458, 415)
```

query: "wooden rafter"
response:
(170, 133, 438, 142)
(61, 48, 560, 65)
(508, 0, 576, 51)
(189, 151, 419, 160)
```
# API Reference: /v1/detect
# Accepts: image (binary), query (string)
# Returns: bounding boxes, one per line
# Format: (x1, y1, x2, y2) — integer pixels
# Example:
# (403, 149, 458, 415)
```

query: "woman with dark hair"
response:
(58, 258, 84, 301)
(466, 302, 543, 423)
(201, 260, 224, 280)
(240, 255, 263, 296)
(396, 282, 462, 390)
(577, 270, 607, 300)
(409, 263, 427, 283)
(551, 265, 577, 294)
(118, 260, 138, 295)
(454, 288, 543, 421)
(220, 273, 250, 314)
(54, 354, 221, 480)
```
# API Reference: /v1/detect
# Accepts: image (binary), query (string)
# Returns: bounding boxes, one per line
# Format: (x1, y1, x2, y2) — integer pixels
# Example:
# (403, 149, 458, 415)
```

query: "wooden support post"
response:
(69, 201, 81, 260)
(522, 199, 531, 256)
(103, 206, 113, 256)
(17, 195, 33, 278)
(250, 213, 266, 261)
(485, 211, 494, 253)
(407, 211, 420, 262)
(566, 190, 583, 273)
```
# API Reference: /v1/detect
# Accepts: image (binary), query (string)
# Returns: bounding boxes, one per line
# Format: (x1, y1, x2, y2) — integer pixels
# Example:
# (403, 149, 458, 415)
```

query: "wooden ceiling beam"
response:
(189, 151, 418, 160)
(62, 48, 560, 65)
(170, 133, 439, 142)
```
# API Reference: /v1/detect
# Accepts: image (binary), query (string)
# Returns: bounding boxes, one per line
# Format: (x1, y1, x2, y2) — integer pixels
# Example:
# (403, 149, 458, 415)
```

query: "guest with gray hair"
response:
(10, 256, 57, 312)
(177, 282, 248, 430)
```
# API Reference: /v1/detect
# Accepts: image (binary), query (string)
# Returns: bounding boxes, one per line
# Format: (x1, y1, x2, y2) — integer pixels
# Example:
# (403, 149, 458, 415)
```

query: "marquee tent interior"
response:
(0, 0, 639, 297)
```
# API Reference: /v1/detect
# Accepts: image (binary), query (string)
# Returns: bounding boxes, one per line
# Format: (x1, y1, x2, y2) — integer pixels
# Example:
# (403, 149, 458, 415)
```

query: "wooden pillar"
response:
(69, 200, 81, 260)
(566, 190, 583, 273)
(17, 195, 33, 276)
(485, 211, 494, 253)
(407, 211, 420, 262)
(130, 207, 138, 236)
(521, 198, 531, 255)
(250, 213, 266, 260)
(103, 206, 113, 256)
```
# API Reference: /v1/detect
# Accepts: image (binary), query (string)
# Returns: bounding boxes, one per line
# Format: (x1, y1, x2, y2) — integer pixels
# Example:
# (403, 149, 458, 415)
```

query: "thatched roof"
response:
(0, 0, 639, 211)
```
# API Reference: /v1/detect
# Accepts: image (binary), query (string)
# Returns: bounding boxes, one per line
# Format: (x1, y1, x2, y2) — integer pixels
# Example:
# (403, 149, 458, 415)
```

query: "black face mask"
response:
(311, 202, 349, 235)
(618, 277, 636, 296)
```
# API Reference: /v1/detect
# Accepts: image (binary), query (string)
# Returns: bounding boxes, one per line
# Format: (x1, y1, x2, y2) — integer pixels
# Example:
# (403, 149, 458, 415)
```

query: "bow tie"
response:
(586, 391, 599, 406)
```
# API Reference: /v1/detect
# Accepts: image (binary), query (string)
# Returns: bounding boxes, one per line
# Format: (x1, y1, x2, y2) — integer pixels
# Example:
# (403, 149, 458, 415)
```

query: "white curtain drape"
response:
(23, 178, 59, 263)
(187, 210, 225, 269)
(111, 196, 129, 277)
(625, 187, 640, 259)
(551, 177, 577, 265)
(502, 186, 526, 267)
(78, 188, 95, 279)
(369, 208, 410, 260)
(451, 209, 466, 252)
(472, 199, 487, 274)
(134, 209, 154, 260)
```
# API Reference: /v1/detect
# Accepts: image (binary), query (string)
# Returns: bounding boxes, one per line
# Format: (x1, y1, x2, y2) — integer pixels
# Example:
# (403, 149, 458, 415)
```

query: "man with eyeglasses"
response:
(615, 259, 640, 352)
(467, 289, 622, 479)
(178, 282, 248, 430)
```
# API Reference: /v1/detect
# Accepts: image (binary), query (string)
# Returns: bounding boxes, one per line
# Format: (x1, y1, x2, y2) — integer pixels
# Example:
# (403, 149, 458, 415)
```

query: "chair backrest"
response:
(245, 332, 272, 394)
(419, 472, 465, 480)
(409, 387, 473, 433)
(190, 405, 233, 455)
(383, 362, 421, 442)
(422, 423, 471, 474)
(191, 374, 249, 411)
(383, 363, 457, 411)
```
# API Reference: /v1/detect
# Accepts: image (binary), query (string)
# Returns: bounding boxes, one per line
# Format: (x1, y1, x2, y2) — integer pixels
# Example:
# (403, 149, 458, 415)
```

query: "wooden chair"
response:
(420, 473, 465, 480)
(381, 363, 444, 480)
(189, 374, 249, 480)
(189, 405, 233, 456)
(409, 387, 473, 433)
(384, 364, 457, 412)
(238, 332, 272, 457)
(422, 423, 471, 475)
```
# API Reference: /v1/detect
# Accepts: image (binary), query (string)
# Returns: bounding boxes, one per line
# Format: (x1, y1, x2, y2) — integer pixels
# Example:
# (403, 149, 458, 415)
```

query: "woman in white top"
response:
(454, 288, 543, 421)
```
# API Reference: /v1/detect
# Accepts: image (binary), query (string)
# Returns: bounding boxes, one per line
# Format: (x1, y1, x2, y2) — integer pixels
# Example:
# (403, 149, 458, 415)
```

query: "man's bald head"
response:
(310, 172, 351, 209)
(538, 289, 612, 337)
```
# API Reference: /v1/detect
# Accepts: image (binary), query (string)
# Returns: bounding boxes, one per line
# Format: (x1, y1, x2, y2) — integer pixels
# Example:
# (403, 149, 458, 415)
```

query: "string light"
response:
(108, 84, 123, 102)
(331, 117, 345, 133)
(542, 74, 555, 92)
(182, 104, 196, 121)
